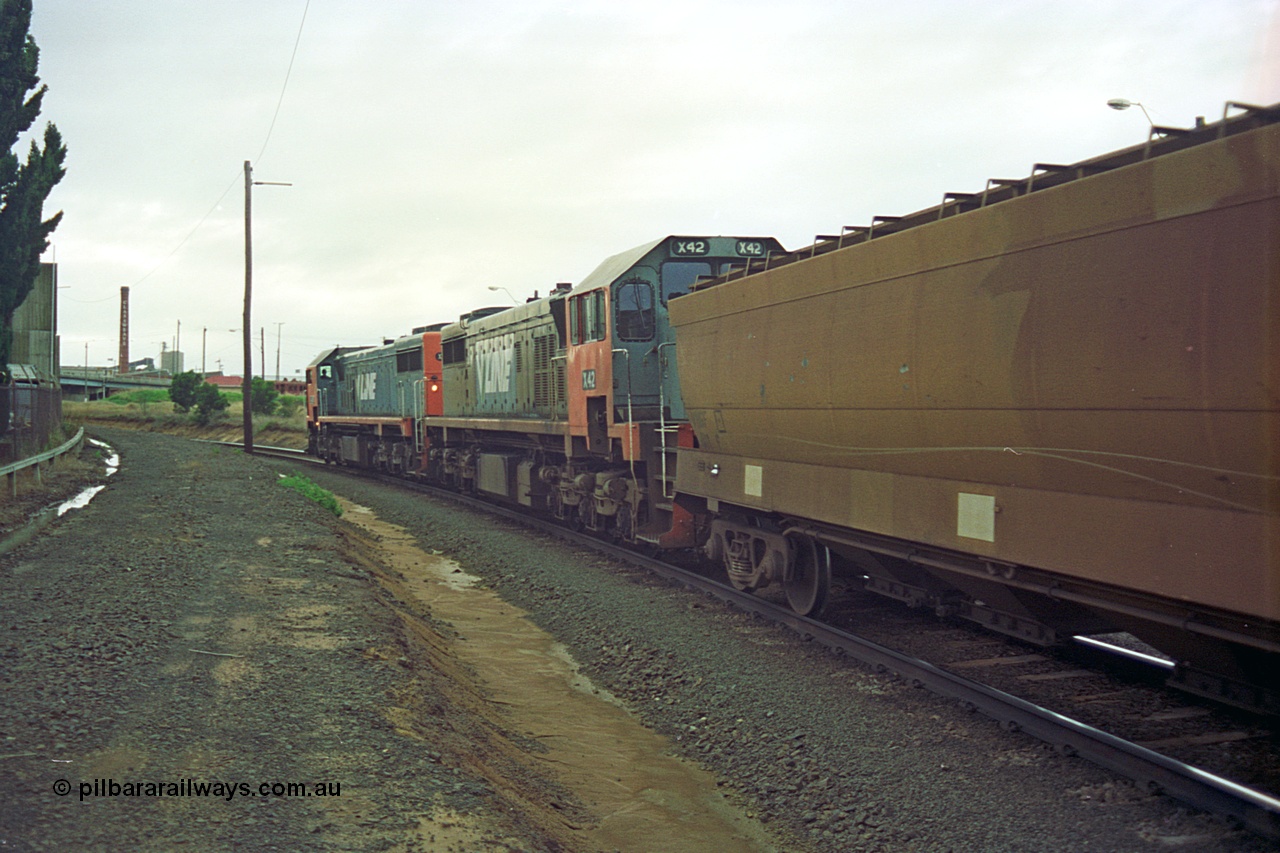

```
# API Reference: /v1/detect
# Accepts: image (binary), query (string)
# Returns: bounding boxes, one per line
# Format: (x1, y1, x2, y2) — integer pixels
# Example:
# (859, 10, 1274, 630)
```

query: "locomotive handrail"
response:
(656, 341, 678, 499)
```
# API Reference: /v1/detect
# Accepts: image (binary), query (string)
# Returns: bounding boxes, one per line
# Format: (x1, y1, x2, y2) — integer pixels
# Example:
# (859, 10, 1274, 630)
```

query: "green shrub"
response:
(277, 473, 342, 517)
(250, 377, 279, 415)
(192, 383, 229, 425)
(275, 395, 303, 417)
(168, 371, 202, 412)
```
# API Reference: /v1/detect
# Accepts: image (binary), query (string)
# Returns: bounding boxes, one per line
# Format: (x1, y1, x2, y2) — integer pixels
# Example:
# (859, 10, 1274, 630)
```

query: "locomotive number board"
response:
(670, 238, 769, 258)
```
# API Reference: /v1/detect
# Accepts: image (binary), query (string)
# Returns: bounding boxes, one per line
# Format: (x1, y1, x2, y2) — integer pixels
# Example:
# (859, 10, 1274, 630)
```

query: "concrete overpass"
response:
(59, 368, 171, 401)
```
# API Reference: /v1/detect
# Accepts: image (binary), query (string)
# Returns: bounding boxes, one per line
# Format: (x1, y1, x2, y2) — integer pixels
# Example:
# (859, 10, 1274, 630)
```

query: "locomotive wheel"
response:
(783, 531, 831, 617)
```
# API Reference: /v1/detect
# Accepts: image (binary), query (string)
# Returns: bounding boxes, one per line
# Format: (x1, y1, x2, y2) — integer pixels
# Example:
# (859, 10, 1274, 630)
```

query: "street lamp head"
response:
(1106, 97, 1153, 127)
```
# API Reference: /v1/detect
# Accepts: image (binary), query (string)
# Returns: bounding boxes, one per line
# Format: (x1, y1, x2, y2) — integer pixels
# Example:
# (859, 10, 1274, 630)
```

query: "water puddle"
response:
(340, 500, 777, 853)
(57, 484, 106, 516)
(89, 438, 121, 475)
(0, 439, 118, 558)
(55, 439, 117, 516)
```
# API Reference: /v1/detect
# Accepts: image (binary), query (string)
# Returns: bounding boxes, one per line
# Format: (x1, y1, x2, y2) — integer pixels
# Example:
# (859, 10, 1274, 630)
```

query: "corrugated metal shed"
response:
(11, 263, 58, 382)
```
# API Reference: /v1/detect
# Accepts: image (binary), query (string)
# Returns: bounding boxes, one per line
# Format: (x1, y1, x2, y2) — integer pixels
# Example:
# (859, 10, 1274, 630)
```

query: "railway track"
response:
(242, 443, 1280, 842)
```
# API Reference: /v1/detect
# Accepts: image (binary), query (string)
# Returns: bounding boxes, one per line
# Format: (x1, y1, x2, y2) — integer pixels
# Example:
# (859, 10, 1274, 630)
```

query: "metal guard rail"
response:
(1, 426, 86, 494)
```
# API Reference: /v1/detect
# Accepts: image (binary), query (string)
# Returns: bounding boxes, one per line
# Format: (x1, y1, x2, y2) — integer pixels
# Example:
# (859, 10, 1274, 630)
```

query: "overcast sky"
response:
(28, 0, 1280, 378)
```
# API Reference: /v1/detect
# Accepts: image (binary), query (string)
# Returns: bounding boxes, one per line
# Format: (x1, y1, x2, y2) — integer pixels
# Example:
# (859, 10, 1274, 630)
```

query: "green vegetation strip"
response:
(277, 473, 342, 517)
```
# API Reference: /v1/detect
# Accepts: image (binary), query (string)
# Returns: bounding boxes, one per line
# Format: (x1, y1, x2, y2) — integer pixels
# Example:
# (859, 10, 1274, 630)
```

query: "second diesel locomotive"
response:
(307, 235, 784, 545)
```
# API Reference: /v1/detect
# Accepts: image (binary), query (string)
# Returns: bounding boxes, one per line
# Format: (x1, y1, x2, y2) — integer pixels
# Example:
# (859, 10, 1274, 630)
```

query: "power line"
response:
(119, 0, 310, 292)
(125, 172, 241, 289)
(256, 0, 311, 167)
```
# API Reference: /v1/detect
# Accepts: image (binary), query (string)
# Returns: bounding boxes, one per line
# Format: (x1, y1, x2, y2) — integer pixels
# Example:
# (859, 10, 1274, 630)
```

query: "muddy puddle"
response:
(0, 439, 118, 559)
(340, 500, 778, 853)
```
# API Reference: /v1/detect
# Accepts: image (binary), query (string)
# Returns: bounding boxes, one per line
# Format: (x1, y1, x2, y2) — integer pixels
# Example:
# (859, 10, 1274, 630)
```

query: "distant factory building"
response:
(160, 349, 184, 375)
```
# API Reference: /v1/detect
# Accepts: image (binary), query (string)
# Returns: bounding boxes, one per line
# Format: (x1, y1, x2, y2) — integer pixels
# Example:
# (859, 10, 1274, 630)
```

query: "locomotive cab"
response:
(306, 346, 366, 455)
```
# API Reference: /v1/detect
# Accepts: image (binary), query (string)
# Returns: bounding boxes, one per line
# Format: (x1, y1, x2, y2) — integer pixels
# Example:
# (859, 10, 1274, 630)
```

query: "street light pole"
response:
(275, 321, 284, 381)
(1106, 98, 1154, 127)
(487, 285, 520, 303)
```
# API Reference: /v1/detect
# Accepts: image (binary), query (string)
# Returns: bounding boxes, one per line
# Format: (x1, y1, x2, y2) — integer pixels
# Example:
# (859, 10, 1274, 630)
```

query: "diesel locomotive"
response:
(307, 235, 784, 545)
(309, 101, 1279, 713)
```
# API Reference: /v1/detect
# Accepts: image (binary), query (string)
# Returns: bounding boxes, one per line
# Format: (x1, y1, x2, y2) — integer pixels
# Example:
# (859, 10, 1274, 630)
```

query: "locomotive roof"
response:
(306, 345, 373, 368)
(442, 234, 777, 339)
(343, 332, 429, 361)
(442, 291, 558, 339)
(439, 237, 665, 341)
(571, 237, 665, 294)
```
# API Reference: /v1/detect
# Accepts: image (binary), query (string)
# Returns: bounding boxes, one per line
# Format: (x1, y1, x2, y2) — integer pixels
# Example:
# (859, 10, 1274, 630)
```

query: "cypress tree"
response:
(0, 0, 66, 384)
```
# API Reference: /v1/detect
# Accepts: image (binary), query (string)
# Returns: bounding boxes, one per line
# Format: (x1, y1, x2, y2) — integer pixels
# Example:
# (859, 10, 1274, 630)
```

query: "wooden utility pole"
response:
(243, 160, 254, 454)
(242, 160, 291, 455)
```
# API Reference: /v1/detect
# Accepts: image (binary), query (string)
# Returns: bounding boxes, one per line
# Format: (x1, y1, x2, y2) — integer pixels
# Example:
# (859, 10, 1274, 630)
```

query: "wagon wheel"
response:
(783, 530, 831, 617)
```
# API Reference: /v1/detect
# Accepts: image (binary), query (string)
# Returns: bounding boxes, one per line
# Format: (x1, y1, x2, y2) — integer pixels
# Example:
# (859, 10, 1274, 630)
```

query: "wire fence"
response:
(0, 384, 64, 466)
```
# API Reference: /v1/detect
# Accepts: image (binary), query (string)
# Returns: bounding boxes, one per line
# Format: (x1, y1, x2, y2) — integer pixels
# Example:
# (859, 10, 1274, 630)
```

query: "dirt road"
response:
(0, 429, 779, 851)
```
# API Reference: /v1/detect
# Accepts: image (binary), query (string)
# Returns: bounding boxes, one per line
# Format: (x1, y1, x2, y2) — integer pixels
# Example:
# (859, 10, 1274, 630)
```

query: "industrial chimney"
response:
(118, 286, 129, 373)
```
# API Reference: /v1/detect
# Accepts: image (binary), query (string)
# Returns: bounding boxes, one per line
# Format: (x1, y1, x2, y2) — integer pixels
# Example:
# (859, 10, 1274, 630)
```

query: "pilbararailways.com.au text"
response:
(53, 778, 342, 802)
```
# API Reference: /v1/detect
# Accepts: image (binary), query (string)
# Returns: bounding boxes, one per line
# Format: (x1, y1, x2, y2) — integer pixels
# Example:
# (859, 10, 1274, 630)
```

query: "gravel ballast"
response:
(295, 456, 1274, 853)
(1, 428, 1271, 852)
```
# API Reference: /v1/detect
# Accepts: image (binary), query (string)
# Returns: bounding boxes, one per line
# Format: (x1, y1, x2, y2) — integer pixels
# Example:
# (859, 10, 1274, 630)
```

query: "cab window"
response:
(660, 261, 711, 303)
(614, 278, 654, 341)
(570, 292, 607, 344)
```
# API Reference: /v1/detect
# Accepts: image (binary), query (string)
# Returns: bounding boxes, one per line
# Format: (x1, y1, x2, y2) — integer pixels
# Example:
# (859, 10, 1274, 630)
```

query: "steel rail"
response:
(571, 524, 1280, 841)
(251, 456, 1280, 841)
(200, 440, 309, 458)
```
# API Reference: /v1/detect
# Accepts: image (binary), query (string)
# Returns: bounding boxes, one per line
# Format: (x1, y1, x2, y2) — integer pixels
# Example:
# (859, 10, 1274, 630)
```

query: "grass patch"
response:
(63, 396, 308, 441)
(105, 388, 171, 406)
(277, 473, 342, 517)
